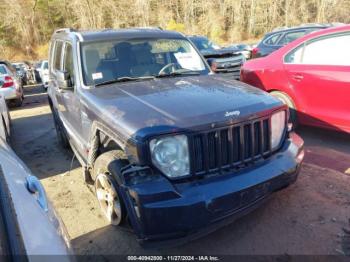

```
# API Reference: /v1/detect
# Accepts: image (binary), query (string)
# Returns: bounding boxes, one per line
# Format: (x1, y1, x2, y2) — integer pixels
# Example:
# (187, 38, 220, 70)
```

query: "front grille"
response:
(190, 117, 271, 175)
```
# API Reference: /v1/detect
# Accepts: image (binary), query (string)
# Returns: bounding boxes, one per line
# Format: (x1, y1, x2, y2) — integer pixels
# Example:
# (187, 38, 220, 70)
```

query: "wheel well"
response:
(269, 90, 298, 110)
(89, 129, 125, 167)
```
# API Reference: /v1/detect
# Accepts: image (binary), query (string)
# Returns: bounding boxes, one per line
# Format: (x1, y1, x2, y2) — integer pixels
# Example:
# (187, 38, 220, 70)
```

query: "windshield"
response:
(43, 61, 48, 70)
(81, 38, 209, 86)
(190, 37, 220, 51)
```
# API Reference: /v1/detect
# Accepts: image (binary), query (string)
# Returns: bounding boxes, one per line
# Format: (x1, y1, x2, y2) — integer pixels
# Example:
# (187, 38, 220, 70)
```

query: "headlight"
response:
(271, 111, 286, 150)
(150, 135, 189, 178)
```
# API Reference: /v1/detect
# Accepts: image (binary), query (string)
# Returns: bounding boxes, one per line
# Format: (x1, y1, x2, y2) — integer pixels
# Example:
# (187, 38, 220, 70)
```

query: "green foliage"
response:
(166, 19, 185, 32)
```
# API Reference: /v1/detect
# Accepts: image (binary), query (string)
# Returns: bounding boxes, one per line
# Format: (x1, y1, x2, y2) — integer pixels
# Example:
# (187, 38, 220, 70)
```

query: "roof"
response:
(53, 28, 185, 42)
(266, 24, 330, 36)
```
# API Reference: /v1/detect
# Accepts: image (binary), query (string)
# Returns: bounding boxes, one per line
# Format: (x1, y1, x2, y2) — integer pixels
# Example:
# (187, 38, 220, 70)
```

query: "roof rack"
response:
(54, 28, 76, 34)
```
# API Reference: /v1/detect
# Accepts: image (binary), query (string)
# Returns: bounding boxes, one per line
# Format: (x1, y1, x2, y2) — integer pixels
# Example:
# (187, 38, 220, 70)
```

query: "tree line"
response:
(0, 0, 349, 60)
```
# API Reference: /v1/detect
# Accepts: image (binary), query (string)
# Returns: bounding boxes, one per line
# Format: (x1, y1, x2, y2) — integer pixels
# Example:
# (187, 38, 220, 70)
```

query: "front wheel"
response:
(270, 91, 298, 128)
(93, 150, 128, 226)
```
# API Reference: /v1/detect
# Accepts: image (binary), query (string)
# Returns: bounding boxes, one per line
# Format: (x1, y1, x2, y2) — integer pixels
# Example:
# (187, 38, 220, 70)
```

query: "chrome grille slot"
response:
(191, 117, 272, 175)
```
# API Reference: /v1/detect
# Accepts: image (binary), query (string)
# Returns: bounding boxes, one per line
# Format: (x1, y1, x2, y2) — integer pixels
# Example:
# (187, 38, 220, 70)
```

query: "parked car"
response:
(251, 24, 331, 59)
(241, 25, 350, 133)
(48, 27, 304, 246)
(0, 62, 24, 107)
(0, 118, 72, 260)
(188, 35, 245, 79)
(12, 62, 28, 86)
(226, 43, 252, 59)
(39, 60, 49, 90)
(0, 94, 10, 142)
(34, 61, 43, 83)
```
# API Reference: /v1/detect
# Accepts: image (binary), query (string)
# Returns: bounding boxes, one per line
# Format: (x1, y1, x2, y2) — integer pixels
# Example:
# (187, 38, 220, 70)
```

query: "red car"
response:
(241, 25, 350, 133)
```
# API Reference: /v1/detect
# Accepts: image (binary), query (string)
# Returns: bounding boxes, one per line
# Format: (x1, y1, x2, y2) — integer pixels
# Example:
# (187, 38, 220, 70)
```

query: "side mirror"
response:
(57, 70, 73, 90)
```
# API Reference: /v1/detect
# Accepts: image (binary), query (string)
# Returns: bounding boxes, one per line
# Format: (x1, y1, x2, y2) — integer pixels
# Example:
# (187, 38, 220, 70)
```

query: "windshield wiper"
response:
(156, 69, 201, 78)
(95, 76, 155, 87)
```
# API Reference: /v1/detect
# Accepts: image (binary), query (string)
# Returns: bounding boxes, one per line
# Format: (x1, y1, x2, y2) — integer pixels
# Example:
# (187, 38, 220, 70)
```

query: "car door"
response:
(51, 40, 84, 154)
(60, 42, 85, 153)
(283, 32, 350, 131)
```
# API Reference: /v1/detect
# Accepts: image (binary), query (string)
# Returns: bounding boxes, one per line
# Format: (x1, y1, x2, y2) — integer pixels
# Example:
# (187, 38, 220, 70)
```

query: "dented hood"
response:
(84, 75, 281, 140)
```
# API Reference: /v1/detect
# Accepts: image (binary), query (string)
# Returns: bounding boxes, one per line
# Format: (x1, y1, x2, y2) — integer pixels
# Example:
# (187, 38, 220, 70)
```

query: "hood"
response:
(85, 75, 281, 140)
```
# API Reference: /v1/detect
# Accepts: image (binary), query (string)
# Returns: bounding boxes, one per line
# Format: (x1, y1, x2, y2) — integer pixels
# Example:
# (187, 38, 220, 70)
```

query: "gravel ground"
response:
(9, 85, 350, 257)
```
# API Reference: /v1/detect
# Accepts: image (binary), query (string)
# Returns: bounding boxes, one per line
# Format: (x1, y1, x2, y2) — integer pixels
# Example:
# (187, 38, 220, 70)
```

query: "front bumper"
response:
(118, 132, 304, 246)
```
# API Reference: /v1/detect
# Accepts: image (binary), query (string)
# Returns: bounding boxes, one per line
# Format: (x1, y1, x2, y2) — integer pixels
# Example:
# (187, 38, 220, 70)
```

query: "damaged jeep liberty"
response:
(48, 28, 304, 245)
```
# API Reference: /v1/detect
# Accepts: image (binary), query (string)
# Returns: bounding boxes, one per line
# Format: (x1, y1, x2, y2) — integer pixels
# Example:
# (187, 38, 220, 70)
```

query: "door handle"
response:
(292, 74, 304, 81)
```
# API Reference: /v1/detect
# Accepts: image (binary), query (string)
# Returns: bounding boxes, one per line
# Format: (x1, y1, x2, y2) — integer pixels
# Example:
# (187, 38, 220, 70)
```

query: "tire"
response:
(93, 150, 128, 226)
(13, 96, 23, 107)
(270, 91, 298, 128)
(52, 109, 70, 149)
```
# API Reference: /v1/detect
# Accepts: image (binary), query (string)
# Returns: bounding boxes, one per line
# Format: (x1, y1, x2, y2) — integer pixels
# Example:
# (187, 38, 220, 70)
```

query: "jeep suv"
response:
(47, 28, 304, 245)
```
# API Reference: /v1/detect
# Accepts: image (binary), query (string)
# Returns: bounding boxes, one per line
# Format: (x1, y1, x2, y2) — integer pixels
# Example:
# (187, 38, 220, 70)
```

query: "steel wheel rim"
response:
(95, 173, 122, 225)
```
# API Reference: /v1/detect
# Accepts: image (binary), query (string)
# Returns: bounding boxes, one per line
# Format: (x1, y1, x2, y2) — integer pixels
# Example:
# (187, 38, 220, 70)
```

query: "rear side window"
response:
(263, 34, 281, 46)
(302, 34, 350, 65)
(53, 41, 63, 70)
(278, 31, 306, 46)
(285, 33, 350, 65)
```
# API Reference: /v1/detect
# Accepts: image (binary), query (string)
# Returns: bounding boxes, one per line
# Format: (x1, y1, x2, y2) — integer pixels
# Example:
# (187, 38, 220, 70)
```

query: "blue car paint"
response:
(115, 133, 303, 245)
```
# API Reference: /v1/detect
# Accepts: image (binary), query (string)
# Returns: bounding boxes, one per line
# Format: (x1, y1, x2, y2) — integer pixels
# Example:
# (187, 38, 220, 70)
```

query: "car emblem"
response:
(225, 110, 240, 117)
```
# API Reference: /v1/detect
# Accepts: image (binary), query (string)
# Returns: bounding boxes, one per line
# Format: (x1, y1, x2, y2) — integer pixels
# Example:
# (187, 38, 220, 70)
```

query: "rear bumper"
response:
(118, 132, 304, 246)
(0, 87, 21, 100)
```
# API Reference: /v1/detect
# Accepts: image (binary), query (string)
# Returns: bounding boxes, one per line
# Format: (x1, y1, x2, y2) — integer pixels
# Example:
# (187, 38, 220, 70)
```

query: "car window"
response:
(284, 33, 350, 65)
(81, 38, 209, 85)
(278, 31, 306, 46)
(302, 34, 350, 65)
(284, 44, 304, 63)
(63, 43, 75, 85)
(53, 41, 63, 71)
(0, 65, 7, 75)
(263, 34, 281, 46)
(43, 61, 48, 70)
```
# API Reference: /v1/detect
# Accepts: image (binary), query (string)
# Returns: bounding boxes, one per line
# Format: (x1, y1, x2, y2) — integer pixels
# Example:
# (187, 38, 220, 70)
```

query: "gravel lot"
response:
(9, 85, 350, 257)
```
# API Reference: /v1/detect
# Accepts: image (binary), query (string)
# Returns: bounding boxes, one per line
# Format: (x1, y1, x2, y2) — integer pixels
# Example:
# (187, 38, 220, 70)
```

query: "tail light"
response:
(2, 76, 14, 88)
(252, 47, 259, 56)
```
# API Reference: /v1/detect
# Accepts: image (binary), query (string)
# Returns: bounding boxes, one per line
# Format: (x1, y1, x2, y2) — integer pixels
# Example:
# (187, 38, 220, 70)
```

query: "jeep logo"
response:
(225, 110, 241, 117)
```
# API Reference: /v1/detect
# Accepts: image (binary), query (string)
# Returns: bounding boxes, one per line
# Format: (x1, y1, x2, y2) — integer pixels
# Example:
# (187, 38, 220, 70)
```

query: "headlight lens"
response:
(150, 135, 189, 178)
(271, 111, 286, 150)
